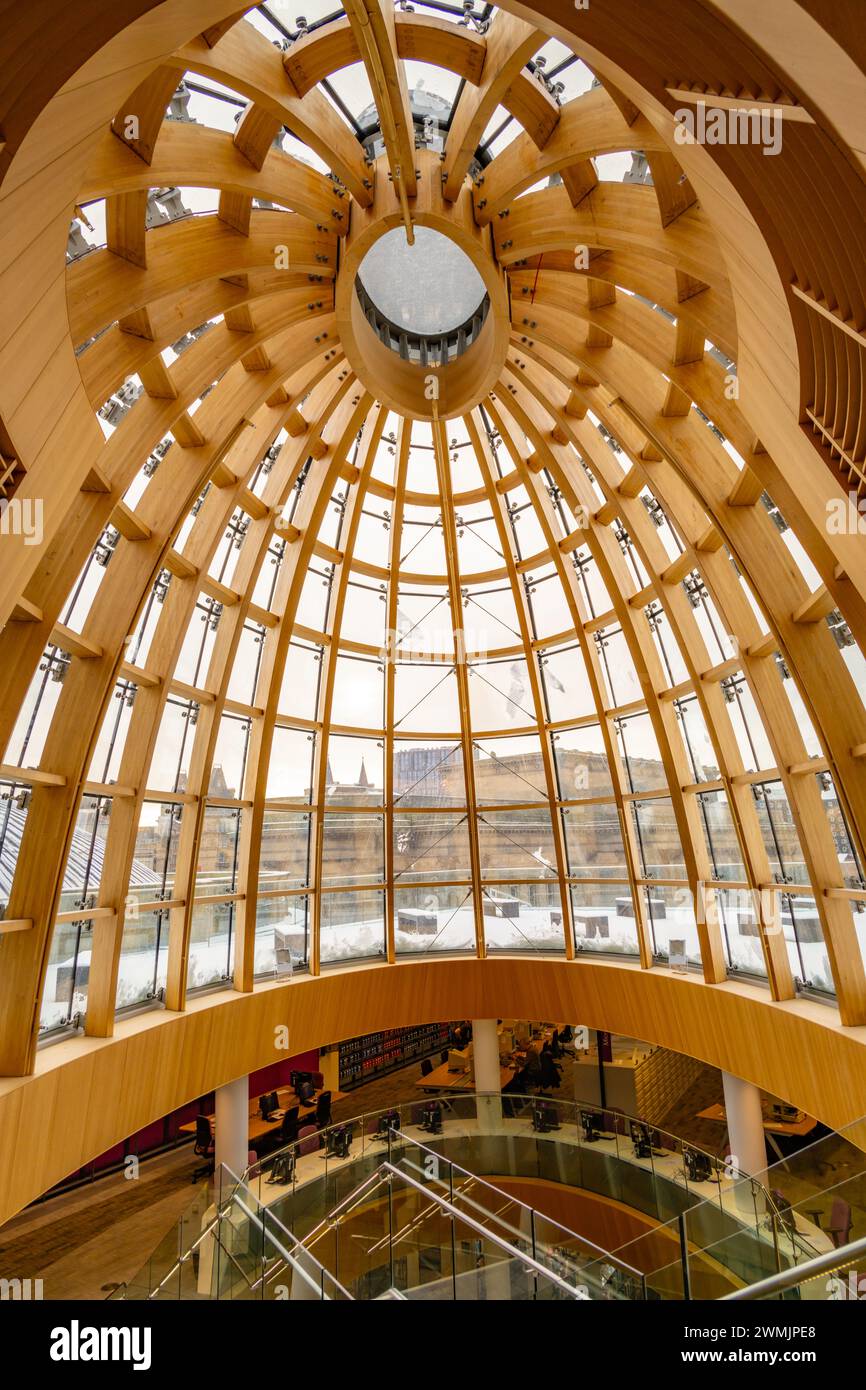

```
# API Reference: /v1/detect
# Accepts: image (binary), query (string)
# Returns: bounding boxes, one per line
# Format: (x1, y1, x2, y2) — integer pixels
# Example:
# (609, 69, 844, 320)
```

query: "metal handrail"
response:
(722, 1232, 866, 1300)
(376, 1159, 591, 1299)
(393, 1129, 646, 1279)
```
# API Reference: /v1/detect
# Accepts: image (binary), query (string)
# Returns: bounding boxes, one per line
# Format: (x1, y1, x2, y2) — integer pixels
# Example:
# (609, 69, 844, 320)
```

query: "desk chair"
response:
(420, 1058, 434, 1078)
(806, 1197, 854, 1248)
(314, 1090, 332, 1129)
(441, 1049, 450, 1065)
(312, 1071, 324, 1090)
(277, 1105, 300, 1146)
(192, 1116, 215, 1183)
(297, 1125, 319, 1156)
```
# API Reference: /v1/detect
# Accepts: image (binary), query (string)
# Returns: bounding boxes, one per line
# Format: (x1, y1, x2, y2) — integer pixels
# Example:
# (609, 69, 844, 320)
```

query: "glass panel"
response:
(562, 802, 627, 877)
(710, 887, 768, 978)
(394, 740, 465, 807)
(631, 797, 687, 879)
(116, 908, 169, 1010)
(41, 919, 91, 1032)
(477, 807, 557, 879)
(209, 714, 250, 797)
(394, 663, 460, 732)
(321, 811, 384, 886)
(395, 886, 477, 955)
(57, 794, 112, 915)
(570, 883, 640, 955)
(195, 807, 242, 897)
(324, 734, 383, 802)
(126, 800, 182, 908)
(540, 643, 596, 720)
(254, 894, 308, 978)
(266, 727, 314, 801)
(697, 789, 746, 881)
(483, 881, 566, 953)
(259, 810, 310, 893)
(552, 725, 614, 800)
(473, 734, 549, 803)
(394, 811, 471, 884)
(468, 658, 536, 728)
(617, 712, 667, 793)
(187, 901, 234, 990)
(753, 782, 808, 884)
(320, 888, 386, 963)
(647, 886, 700, 965)
(329, 655, 384, 729)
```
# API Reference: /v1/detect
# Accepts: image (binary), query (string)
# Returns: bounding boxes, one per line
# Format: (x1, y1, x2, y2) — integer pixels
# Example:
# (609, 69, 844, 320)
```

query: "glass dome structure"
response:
(0, 0, 865, 1130)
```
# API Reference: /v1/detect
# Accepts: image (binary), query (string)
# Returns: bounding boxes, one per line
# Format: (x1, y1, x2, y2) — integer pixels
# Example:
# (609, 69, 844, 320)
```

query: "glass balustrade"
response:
(113, 1095, 866, 1302)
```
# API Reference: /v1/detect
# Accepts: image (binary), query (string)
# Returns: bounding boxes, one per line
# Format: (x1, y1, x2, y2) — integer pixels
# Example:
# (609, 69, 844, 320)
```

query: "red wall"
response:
(56, 1048, 320, 1188)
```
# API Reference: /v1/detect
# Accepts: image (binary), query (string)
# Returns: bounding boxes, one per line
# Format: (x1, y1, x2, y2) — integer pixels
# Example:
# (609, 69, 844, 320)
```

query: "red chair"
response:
(297, 1124, 319, 1156)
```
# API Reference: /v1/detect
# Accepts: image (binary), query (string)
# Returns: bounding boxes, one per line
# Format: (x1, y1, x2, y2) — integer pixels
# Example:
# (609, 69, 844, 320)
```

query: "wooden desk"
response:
(697, 1103, 817, 1139)
(179, 1086, 346, 1144)
(697, 1102, 817, 1168)
(416, 1063, 515, 1093)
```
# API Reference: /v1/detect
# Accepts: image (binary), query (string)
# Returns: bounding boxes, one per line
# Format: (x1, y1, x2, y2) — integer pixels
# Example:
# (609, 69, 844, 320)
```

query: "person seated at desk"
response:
(538, 1043, 562, 1092)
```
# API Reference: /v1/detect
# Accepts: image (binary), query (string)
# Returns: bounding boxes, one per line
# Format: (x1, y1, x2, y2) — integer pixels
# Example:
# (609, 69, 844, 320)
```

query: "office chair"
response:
(192, 1115, 215, 1183)
(297, 1124, 319, 1156)
(314, 1090, 332, 1129)
(420, 1058, 434, 1077)
(441, 1049, 450, 1065)
(278, 1105, 300, 1145)
(312, 1071, 324, 1090)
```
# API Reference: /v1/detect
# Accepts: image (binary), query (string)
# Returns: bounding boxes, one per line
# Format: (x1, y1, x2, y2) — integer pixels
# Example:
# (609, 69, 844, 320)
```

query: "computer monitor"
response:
(580, 1109, 602, 1142)
(291, 1070, 313, 1091)
(260, 1091, 278, 1119)
(297, 1080, 316, 1105)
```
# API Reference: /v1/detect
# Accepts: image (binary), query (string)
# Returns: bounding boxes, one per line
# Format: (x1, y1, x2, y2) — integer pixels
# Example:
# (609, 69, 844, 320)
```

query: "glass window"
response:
(647, 886, 700, 966)
(540, 642, 595, 720)
(254, 894, 308, 978)
(394, 739, 466, 807)
(552, 725, 614, 800)
(187, 901, 235, 991)
(477, 807, 557, 879)
(571, 883, 640, 956)
(697, 790, 746, 881)
(395, 886, 476, 956)
(116, 908, 169, 1011)
(473, 734, 549, 803)
(631, 797, 687, 879)
(267, 727, 315, 801)
(394, 811, 471, 884)
(483, 882, 566, 954)
(562, 802, 627, 877)
(259, 810, 310, 893)
(321, 811, 384, 886)
(617, 712, 667, 794)
(320, 888, 386, 963)
(195, 807, 243, 897)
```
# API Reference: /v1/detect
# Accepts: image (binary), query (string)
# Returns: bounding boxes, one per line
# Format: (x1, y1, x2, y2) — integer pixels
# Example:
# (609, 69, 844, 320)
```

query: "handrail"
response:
(722, 1232, 866, 1300)
(376, 1160, 591, 1299)
(393, 1128, 646, 1280)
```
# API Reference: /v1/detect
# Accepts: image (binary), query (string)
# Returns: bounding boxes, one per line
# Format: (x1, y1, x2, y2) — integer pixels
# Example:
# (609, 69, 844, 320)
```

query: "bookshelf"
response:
(338, 1022, 453, 1090)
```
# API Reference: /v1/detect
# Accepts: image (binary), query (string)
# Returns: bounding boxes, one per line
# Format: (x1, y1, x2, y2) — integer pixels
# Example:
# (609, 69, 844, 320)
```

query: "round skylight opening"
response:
(356, 226, 487, 337)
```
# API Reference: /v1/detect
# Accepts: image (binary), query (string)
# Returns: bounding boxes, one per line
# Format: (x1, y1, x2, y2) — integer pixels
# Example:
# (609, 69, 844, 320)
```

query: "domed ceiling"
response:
(0, 0, 865, 1075)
